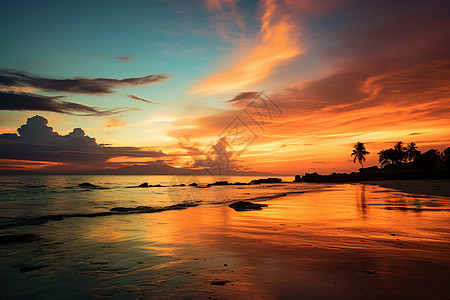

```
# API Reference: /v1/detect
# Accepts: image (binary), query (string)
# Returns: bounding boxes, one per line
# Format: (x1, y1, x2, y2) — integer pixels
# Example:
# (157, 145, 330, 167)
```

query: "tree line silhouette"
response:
(352, 142, 450, 170)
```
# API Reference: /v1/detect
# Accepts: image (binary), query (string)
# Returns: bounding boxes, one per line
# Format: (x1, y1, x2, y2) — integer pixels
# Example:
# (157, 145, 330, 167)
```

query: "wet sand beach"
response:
(1, 182, 449, 299)
(362, 179, 450, 198)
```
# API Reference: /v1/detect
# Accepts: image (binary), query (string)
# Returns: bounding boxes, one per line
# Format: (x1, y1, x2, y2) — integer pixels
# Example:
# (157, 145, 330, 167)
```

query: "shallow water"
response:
(0, 175, 301, 224)
(0, 177, 449, 299)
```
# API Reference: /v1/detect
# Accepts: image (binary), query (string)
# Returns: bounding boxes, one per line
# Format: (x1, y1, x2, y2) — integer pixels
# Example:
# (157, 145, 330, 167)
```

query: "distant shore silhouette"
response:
(296, 142, 450, 183)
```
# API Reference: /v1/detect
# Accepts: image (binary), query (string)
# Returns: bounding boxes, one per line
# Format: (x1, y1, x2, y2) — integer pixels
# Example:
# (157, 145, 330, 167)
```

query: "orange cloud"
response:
(105, 118, 127, 128)
(106, 156, 159, 164)
(194, 0, 302, 94)
(0, 86, 36, 93)
(173, 56, 450, 174)
(203, 0, 246, 43)
(204, 0, 237, 11)
(0, 159, 63, 171)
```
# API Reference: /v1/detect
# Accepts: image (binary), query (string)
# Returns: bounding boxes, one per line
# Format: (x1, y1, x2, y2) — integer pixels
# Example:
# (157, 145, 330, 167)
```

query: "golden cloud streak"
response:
(194, 0, 302, 94)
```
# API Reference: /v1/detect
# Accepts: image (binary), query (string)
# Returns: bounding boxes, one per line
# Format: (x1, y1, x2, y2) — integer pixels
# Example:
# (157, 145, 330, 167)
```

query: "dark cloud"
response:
(275, 59, 450, 116)
(89, 53, 136, 63)
(264, 0, 450, 114)
(228, 92, 261, 103)
(0, 70, 169, 95)
(269, 0, 450, 118)
(227, 92, 262, 108)
(115, 54, 136, 63)
(0, 116, 166, 167)
(128, 94, 164, 105)
(0, 91, 128, 115)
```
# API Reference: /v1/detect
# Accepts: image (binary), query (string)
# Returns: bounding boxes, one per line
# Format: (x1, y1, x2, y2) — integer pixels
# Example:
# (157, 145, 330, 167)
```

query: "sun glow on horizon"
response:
(0, 0, 448, 174)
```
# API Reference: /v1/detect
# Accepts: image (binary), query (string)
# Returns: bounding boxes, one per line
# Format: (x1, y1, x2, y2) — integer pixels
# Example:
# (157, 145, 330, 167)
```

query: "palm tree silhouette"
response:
(351, 142, 370, 168)
(405, 142, 420, 162)
(378, 148, 397, 167)
(442, 147, 450, 170)
(394, 141, 406, 163)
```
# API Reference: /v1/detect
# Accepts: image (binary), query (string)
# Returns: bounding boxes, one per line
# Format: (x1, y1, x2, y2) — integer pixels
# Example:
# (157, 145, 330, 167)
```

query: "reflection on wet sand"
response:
(0, 183, 449, 299)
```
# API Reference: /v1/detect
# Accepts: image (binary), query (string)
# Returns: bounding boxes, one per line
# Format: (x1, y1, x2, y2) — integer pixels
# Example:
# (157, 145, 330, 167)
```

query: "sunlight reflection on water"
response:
(0, 180, 449, 299)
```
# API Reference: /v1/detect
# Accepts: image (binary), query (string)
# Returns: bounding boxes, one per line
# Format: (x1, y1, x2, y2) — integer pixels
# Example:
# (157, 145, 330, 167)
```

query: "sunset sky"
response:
(0, 0, 449, 174)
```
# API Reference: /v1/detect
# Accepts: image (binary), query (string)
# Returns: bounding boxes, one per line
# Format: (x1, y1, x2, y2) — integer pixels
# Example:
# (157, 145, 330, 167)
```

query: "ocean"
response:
(0, 175, 308, 225)
(1, 176, 449, 299)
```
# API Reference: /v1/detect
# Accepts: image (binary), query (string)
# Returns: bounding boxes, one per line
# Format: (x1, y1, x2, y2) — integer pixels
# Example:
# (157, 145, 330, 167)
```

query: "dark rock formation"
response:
(294, 175, 301, 182)
(210, 280, 232, 286)
(19, 264, 49, 273)
(128, 183, 165, 188)
(0, 233, 39, 244)
(208, 181, 229, 186)
(110, 206, 157, 213)
(110, 202, 199, 213)
(251, 178, 282, 184)
(78, 182, 99, 188)
(229, 201, 268, 211)
(188, 182, 198, 186)
(77, 182, 109, 189)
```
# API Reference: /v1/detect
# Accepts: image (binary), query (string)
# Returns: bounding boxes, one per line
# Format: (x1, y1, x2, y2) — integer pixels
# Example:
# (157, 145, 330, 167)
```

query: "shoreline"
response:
(359, 179, 450, 197)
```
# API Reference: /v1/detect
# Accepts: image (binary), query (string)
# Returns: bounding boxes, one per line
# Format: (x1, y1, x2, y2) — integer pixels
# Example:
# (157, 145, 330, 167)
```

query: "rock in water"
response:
(208, 181, 229, 186)
(211, 280, 232, 286)
(229, 201, 268, 211)
(78, 182, 109, 189)
(250, 178, 282, 184)
(78, 182, 99, 188)
(138, 182, 149, 187)
(294, 175, 301, 182)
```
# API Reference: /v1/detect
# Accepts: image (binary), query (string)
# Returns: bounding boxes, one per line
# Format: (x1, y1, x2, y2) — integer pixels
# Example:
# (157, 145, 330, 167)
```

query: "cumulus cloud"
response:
(0, 116, 166, 168)
(0, 91, 128, 115)
(0, 70, 169, 95)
